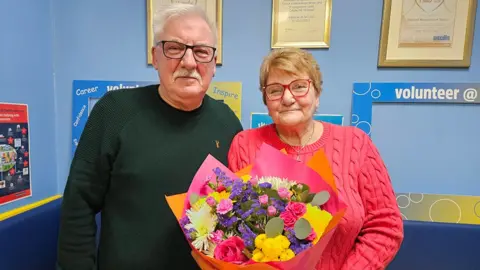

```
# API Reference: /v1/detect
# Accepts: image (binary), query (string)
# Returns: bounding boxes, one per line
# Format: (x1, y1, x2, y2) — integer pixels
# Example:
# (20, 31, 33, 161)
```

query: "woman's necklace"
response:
(278, 123, 315, 162)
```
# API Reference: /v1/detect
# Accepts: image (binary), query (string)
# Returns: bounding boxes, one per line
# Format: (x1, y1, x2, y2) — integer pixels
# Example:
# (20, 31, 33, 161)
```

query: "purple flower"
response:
(285, 228, 313, 255)
(212, 167, 233, 188)
(238, 223, 257, 249)
(218, 214, 238, 228)
(256, 208, 267, 216)
(229, 179, 244, 199)
(259, 182, 272, 189)
(241, 208, 255, 220)
(271, 197, 287, 212)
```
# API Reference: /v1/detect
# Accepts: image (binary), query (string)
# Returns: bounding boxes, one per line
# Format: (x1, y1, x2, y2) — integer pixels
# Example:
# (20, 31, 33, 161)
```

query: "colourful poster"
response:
(250, 112, 344, 128)
(0, 103, 31, 206)
(207, 82, 242, 120)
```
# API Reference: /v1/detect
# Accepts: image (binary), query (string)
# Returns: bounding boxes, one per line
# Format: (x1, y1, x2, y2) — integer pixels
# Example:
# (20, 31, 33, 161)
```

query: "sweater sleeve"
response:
(341, 136, 404, 270)
(57, 93, 118, 270)
(227, 131, 252, 172)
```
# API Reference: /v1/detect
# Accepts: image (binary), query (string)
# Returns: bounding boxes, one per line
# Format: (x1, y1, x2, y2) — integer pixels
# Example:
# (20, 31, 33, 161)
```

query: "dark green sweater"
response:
(57, 84, 243, 270)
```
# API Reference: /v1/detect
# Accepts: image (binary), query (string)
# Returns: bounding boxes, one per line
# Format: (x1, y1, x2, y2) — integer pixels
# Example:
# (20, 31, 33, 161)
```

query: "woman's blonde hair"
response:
(259, 48, 322, 104)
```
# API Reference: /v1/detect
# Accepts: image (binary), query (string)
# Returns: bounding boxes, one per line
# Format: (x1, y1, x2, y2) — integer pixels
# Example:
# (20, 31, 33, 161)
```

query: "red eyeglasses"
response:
(263, 79, 312, 101)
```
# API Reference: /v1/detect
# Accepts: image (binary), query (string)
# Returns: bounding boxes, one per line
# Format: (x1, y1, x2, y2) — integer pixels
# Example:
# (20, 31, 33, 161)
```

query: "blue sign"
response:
(352, 82, 480, 135)
(250, 113, 344, 128)
(72, 80, 155, 158)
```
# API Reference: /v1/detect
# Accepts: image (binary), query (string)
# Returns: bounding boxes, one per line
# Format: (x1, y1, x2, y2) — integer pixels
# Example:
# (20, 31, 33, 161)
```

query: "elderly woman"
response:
(227, 48, 404, 269)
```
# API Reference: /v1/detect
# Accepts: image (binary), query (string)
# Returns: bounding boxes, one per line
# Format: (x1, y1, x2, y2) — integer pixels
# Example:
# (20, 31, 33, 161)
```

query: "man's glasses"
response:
(263, 79, 312, 101)
(158, 40, 216, 63)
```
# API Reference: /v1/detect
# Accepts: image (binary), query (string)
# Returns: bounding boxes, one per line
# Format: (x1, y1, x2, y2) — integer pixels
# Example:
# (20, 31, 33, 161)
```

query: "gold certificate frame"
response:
(378, 0, 477, 67)
(271, 0, 332, 48)
(147, 0, 223, 65)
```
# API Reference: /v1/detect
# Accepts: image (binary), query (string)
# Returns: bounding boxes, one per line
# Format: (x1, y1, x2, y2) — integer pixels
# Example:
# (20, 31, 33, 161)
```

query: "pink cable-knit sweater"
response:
(227, 122, 404, 270)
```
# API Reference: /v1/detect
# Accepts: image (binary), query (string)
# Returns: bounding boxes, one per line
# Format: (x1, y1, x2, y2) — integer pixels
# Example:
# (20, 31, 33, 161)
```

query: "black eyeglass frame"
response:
(157, 40, 217, 63)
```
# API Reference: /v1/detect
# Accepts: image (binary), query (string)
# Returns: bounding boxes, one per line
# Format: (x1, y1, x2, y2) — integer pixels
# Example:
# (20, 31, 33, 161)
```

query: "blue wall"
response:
(0, 0, 479, 213)
(52, 0, 480, 196)
(0, 0, 58, 212)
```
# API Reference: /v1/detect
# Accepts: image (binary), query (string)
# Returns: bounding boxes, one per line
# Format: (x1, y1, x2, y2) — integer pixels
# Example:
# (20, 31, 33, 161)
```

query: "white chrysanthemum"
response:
(257, 176, 297, 190)
(185, 204, 217, 252)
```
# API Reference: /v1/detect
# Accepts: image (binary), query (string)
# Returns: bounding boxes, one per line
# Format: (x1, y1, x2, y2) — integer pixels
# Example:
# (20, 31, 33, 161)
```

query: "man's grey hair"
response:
(152, 3, 217, 47)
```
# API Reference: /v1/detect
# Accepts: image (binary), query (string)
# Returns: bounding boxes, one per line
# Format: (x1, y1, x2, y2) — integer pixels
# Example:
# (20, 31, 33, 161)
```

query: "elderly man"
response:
(57, 4, 242, 270)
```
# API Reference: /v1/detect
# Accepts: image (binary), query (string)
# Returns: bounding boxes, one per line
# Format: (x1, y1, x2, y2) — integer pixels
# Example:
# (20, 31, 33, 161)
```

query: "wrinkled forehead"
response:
(159, 14, 215, 46)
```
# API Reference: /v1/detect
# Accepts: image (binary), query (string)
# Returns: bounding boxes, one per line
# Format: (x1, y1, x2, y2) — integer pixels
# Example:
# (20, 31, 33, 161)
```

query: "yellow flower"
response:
(274, 235, 290, 249)
(210, 191, 230, 202)
(280, 249, 295, 261)
(261, 238, 283, 259)
(254, 234, 267, 249)
(240, 174, 251, 182)
(301, 203, 333, 244)
(251, 249, 264, 262)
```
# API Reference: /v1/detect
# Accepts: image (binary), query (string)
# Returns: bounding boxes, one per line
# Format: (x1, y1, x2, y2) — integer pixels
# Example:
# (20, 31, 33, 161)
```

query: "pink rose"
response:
(217, 199, 233, 215)
(279, 211, 297, 228)
(214, 236, 247, 264)
(259, 194, 269, 205)
(267, 206, 277, 216)
(249, 177, 258, 185)
(211, 230, 224, 244)
(286, 202, 306, 217)
(206, 196, 216, 207)
(277, 187, 291, 199)
(306, 228, 317, 242)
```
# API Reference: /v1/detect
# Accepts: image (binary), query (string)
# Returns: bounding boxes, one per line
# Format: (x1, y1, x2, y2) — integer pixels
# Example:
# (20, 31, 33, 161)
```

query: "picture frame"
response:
(378, 0, 477, 68)
(271, 0, 332, 48)
(146, 0, 223, 65)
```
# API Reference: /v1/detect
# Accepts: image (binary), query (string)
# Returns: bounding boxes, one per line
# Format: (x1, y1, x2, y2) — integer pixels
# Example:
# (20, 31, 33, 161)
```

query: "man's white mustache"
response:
(174, 70, 202, 83)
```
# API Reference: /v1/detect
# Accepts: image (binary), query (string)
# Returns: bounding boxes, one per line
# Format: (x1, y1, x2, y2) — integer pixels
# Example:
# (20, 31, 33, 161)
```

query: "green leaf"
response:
(189, 193, 200, 206)
(299, 190, 309, 202)
(264, 189, 281, 200)
(304, 193, 315, 204)
(310, 191, 330, 206)
(265, 217, 284, 238)
(241, 201, 254, 212)
(294, 218, 312, 240)
(246, 221, 263, 234)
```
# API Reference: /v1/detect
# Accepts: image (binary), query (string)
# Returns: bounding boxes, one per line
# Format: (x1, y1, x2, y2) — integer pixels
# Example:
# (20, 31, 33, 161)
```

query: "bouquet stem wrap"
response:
(166, 143, 347, 269)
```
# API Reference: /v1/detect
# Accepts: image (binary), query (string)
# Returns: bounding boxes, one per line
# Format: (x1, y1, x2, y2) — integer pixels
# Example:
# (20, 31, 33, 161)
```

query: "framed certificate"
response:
(147, 0, 223, 65)
(271, 0, 333, 48)
(378, 0, 477, 67)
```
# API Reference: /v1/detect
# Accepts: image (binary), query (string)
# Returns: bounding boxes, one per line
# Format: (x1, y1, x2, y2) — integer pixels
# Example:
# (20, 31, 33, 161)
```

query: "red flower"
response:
(286, 202, 306, 217)
(213, 236, 247, 264)
(280, 211, 297, 228)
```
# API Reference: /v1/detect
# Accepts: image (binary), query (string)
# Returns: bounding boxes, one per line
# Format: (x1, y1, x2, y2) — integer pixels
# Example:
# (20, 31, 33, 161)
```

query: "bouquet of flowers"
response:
(166, 143, 346, 269)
